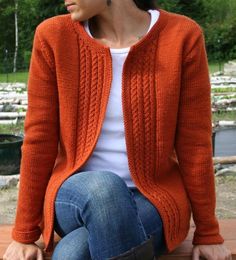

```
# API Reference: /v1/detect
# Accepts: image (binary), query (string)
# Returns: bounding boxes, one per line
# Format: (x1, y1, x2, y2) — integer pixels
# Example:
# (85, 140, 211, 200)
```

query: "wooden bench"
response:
(1, 219, 235, 259)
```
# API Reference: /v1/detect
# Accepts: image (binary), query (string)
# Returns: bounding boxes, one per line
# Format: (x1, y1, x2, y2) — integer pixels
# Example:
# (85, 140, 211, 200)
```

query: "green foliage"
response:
(22, 50, 31, 70)
(211, 87, 236, 93)
(0, 0, 69, 73)
(0, 0, 235, 70)
(157, 0, 207, 24)
(36, 0, 67, 23)
(157, 0, 236, 62)
(204, 19, 236, 61)
(202, 0, 236, 61)
(157, 0, 180, 12)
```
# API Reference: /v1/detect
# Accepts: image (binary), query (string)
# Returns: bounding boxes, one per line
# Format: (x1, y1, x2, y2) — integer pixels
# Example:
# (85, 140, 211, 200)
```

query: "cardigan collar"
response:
(69, 8, 169, 53)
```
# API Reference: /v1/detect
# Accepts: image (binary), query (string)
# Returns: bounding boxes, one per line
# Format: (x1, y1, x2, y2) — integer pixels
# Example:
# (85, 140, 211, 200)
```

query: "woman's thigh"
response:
(52, 227, 91, 260)
(53, 171, 148, 243)
(129, 187, 168, 256)
(53, 171, 167, 259)
(53, 170, 148, 259)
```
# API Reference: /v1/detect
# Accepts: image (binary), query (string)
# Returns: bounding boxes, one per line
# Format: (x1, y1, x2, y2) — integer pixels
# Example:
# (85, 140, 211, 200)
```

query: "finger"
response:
(228, 251, 233, 260)
(37, 249, 44, 260)
(192, 247, 200, 260)
(223, 248, 230, 260)
(206, 255, 215, 260)
(3, 254, 11, 260)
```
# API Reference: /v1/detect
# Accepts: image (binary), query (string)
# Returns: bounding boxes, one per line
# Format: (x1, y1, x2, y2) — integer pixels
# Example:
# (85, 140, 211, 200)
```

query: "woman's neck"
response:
(88, 1, 151, 48)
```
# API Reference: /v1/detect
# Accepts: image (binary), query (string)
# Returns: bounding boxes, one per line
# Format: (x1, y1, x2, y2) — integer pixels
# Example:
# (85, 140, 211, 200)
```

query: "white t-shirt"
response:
(78, 9, 160, 187)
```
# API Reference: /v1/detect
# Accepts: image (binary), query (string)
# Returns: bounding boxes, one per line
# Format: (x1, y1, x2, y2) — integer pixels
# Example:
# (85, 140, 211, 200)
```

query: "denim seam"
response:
(55, 200, 83, 211)
(54, 200, 88, 230)
(128, 189, 148, 241)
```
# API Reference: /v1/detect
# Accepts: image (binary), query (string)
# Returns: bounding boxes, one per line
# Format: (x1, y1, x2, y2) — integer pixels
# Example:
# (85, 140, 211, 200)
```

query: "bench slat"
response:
(1, 219, 235, 259)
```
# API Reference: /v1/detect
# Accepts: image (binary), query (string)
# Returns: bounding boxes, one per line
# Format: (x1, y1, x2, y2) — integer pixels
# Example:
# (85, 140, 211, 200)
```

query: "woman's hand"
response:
(192, 243, 232, 260)
(3, 240, 43, 260)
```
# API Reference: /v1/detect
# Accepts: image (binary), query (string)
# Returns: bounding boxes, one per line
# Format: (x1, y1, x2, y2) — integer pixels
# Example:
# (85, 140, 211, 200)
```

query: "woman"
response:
(3, 0, 232, 259)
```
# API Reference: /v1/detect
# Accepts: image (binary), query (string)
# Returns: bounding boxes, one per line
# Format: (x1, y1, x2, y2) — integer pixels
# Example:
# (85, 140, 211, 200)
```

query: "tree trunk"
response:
(13, 0, 18, 73)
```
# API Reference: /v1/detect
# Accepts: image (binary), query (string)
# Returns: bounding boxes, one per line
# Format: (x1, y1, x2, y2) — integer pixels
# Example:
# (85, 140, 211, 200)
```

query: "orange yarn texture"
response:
(11, 8, 224, 254)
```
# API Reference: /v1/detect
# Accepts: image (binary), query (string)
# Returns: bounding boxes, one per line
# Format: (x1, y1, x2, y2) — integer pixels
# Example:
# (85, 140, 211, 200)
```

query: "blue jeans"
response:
(52, 170, 167, 260)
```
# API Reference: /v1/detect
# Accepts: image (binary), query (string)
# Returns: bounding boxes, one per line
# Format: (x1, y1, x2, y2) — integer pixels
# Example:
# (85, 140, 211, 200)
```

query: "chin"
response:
(70, 12, 80, 21)
(70, 11, 87, 22)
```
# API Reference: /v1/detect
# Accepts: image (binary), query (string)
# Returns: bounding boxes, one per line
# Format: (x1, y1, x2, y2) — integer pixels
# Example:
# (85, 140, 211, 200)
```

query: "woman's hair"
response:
(133, 0, 158, 11)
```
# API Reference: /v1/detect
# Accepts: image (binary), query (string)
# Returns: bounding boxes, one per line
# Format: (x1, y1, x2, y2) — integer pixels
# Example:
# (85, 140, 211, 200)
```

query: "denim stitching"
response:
(54, 200, 86, 235)
(128, 189, 148, 241)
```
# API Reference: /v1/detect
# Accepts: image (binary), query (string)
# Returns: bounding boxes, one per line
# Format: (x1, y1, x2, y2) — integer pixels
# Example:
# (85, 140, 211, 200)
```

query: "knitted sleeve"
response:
(11, 25, 59, 243)
(175, 26, 224, 245)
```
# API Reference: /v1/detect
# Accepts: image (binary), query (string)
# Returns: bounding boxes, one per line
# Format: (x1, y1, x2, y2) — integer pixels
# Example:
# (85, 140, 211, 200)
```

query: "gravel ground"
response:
(215, 175, 236, 218)
(0, 186, 18, 224)
(0, 175, 236, 225)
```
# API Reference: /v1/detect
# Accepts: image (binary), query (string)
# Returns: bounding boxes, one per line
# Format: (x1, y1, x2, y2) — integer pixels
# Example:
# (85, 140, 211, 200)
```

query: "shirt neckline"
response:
(70, 8, 169, 53)
(83, 9, 159, 54)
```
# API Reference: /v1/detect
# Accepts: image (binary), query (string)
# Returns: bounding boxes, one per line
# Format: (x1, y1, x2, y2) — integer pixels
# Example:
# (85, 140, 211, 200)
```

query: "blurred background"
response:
(0, 0, 236, 78)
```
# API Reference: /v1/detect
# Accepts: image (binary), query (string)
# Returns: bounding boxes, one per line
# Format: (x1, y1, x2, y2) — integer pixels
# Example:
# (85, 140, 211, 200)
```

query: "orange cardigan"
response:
(11, 8, 224, 254)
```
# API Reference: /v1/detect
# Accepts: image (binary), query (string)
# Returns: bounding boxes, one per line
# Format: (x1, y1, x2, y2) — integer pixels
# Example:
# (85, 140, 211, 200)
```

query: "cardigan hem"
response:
(192, 233, 225, 245)
(11, 226, 41, 244)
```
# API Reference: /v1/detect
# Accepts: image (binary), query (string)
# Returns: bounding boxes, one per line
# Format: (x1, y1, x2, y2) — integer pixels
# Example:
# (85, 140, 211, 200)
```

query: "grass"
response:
(212, 110, 236, 122)
(208, 61, 225, 74)
(0, 61, 226, 83)
(0, 72, 28, 83)
(0, 120, 24, 135)
(212, 87, 236, 93)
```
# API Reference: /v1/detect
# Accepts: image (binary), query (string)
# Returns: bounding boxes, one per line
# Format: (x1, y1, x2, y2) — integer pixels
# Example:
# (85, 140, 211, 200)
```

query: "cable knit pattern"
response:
(11, 8, 224, 255)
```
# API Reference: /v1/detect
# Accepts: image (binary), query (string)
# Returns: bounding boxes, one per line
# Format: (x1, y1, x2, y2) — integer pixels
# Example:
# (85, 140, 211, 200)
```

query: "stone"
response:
(0, 174, 20, 189)
(224, 60, 236, 76)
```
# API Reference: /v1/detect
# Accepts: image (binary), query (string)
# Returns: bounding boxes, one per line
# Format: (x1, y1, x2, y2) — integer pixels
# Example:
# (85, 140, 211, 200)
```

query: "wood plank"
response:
(159, 219, 236, 259)
(0, 219, 235, 259)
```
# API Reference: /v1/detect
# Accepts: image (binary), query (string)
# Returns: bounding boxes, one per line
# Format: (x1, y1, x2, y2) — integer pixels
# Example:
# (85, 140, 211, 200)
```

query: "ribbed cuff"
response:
(192, 233, 224, 245)
(11, 226, 42, 244)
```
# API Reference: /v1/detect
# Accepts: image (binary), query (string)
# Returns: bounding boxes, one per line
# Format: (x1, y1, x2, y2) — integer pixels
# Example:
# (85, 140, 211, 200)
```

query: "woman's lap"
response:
(129, 188, 167, 256)
(52, 170, 167, 260)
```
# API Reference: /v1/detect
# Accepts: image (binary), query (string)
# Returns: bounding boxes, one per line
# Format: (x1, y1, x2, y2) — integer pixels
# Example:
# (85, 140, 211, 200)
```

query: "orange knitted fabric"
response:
(11, 8, 224, 254)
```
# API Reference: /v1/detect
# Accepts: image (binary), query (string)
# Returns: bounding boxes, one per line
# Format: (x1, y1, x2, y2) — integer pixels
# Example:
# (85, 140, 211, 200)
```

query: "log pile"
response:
(211, 76, 236, 112)
(0, 83, 27, 124)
